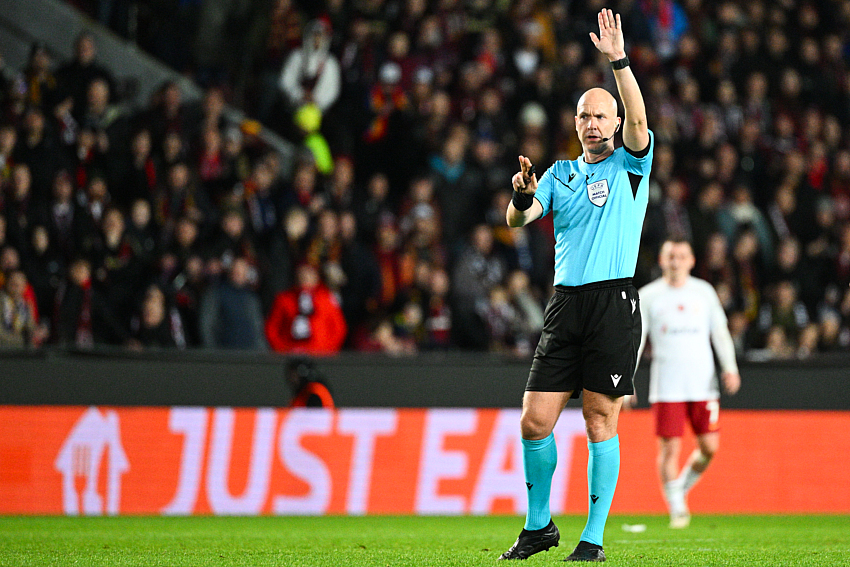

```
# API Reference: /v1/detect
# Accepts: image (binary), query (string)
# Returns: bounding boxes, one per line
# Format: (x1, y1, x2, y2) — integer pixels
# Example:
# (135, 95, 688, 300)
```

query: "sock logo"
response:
(590, 494, 599, 504)
(526, 482, 533, 490)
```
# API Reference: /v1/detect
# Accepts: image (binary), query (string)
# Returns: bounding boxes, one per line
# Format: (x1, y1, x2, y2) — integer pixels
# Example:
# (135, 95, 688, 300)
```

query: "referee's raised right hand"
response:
(512, 155, 538, 195)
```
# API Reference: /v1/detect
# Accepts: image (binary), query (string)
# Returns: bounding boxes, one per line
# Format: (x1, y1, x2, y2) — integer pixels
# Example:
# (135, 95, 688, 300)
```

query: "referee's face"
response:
(575, 88, 619, 156)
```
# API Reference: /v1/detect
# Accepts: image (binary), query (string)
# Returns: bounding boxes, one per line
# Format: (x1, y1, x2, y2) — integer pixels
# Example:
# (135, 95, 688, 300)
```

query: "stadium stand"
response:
(1, 0, 849, 359)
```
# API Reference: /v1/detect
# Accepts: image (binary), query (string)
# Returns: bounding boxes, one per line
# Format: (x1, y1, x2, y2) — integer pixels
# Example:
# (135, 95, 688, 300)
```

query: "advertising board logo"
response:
(54, 407, 129, 515)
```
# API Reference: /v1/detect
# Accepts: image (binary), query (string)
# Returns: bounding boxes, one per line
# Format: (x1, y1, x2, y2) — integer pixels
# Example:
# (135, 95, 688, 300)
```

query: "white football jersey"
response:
(637, 276, 738, 403)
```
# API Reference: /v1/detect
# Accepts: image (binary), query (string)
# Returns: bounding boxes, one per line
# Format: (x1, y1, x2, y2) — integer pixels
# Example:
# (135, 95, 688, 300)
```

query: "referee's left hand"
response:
(589, 8, 626, 62)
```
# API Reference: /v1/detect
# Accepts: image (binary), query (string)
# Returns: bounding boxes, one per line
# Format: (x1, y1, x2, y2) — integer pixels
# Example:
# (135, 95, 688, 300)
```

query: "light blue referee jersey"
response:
(533, 131, 654, 287)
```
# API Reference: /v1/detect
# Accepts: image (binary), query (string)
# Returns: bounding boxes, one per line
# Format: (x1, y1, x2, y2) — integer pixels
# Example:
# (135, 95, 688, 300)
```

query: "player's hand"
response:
(721, 371, 740, 395)
(512, 155, 538, 195)
(589, 9, 626, 62)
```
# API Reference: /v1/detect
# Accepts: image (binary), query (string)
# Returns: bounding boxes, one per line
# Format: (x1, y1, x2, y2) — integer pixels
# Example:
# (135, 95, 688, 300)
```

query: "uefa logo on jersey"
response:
(586, 179, 609, 207)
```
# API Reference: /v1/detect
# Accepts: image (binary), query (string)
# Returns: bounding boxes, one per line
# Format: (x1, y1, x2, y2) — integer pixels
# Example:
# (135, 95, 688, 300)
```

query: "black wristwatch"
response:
(610, 55, 630, 70)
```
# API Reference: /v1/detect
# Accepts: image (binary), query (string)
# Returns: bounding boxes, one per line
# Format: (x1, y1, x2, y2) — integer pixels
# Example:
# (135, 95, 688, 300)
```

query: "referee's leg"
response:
(574, 391, 623, 552)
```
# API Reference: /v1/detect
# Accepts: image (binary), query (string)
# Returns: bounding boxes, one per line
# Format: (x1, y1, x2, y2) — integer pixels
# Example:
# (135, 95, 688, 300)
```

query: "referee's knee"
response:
(520, 413, 553, 440)
(582, 409, 619, 442)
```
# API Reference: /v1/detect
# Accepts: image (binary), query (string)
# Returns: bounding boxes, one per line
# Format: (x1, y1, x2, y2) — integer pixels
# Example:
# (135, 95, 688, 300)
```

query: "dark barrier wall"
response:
(0, 349, 848, 410)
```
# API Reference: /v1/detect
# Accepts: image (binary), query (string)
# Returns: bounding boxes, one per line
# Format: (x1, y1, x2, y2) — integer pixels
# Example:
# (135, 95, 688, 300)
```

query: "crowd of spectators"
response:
(2, 0, 850, 360)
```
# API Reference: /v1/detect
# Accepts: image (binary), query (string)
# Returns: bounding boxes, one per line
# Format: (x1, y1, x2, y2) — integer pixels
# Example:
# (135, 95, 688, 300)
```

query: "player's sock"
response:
(679, 449, 707, 493)
(522, 432, 557, 531)
(679, 466, 703, 494)
(663, 479, 687, 516)
(579, 435, 620, 547)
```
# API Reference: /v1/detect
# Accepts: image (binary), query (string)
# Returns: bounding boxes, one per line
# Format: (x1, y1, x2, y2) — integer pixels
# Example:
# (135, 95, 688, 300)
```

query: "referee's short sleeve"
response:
(533, 165, 554, 217)
(623, 130, 654, 176)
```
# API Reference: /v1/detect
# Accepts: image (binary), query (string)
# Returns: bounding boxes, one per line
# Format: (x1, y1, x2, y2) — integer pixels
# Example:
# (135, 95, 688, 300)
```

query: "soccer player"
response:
(632, 239, 740, 528)
(499, 9, 652, 563)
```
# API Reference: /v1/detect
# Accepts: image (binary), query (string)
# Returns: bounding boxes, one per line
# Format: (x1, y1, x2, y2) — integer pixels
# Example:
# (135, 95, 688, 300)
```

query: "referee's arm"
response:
(506, 155, 542, 227)
(506, 198, 542, 228)
(611, 62, 649, 153)
(592, 9, 649, 152)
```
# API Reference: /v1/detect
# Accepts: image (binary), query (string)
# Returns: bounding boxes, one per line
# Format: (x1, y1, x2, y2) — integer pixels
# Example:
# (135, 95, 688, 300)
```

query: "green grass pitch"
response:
(0, 515, 848, 566)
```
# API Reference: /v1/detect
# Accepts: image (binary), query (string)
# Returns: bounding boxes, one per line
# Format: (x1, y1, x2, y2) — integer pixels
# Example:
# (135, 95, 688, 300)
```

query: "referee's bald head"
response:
(575, 87, 620, 153)
(577, 88, 617, 114)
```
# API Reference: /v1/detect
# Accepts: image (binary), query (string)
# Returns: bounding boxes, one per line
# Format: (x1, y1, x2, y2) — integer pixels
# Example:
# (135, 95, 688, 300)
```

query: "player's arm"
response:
(590, 9, 649, 152)
(506, 155, 543, 227)
(708, 288, 741, 395)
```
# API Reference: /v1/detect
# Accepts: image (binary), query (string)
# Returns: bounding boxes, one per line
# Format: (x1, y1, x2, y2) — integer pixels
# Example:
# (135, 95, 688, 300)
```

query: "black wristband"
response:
(512, 189, 534, 211)
(611, 55, 630, 70)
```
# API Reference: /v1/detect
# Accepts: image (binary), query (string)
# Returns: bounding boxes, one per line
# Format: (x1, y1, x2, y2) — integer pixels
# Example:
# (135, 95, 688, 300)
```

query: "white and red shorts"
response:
(653, 400, 720, 438)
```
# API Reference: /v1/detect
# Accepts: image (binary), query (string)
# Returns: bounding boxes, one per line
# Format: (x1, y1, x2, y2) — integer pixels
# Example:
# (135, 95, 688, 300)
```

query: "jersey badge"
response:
(587, 179, 609, 207)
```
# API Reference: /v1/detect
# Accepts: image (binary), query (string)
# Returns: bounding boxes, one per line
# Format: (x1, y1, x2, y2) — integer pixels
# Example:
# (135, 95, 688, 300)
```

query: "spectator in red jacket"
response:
(265, 262, 346, 354)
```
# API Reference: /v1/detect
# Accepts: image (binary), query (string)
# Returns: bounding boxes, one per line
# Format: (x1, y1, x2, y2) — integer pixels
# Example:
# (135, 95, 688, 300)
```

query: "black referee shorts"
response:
(526, 277, 641, 398)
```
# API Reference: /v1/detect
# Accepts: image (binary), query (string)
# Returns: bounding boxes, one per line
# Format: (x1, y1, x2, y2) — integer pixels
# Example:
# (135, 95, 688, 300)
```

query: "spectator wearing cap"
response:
(361, 61, 410, 184)
(280, 18, 341, 114)
(364, 61, 406, 144)
(408, 66, 435, 121)
(265, 262, 347, 355)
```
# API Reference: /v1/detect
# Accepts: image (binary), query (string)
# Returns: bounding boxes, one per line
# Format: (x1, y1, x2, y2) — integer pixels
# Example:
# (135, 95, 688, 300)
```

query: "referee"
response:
(499, 9, 653, 563)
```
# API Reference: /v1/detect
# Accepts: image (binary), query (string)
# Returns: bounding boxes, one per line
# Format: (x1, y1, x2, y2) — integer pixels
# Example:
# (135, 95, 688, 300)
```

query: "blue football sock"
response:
(579, 435, 620, 546)
(522, 433, 557, 530)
